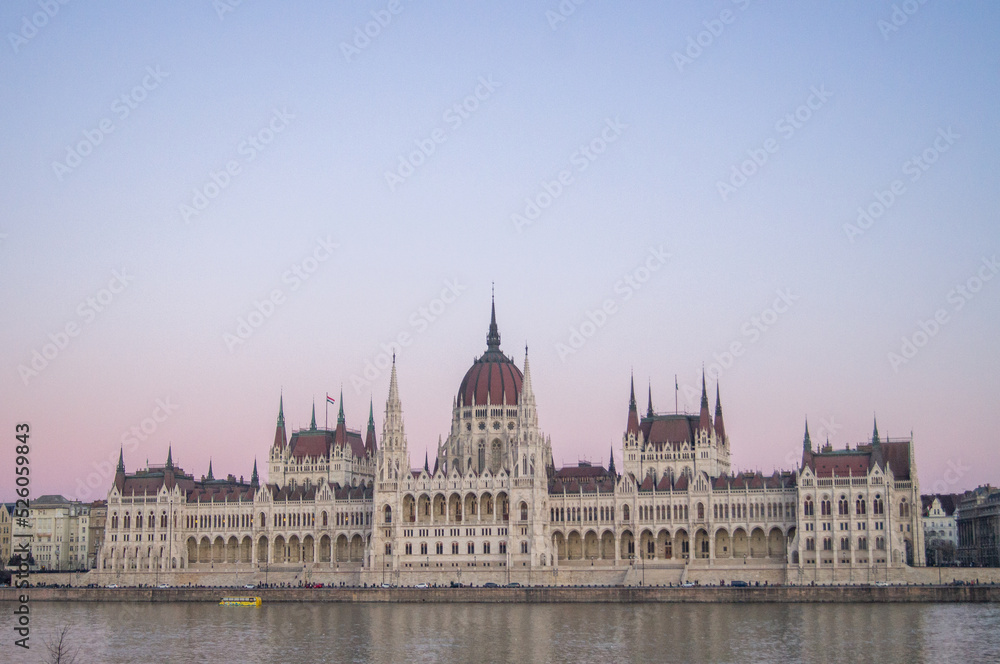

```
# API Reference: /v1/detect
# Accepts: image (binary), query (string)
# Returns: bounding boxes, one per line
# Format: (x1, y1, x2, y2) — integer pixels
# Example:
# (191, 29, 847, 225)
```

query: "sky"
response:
(1, 1, 998, 503)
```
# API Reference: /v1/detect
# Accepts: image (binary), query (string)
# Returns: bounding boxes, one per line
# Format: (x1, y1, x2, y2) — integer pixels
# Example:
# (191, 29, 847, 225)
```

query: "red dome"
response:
(459, 355, 523, 406)
(458, 296, 523, 406)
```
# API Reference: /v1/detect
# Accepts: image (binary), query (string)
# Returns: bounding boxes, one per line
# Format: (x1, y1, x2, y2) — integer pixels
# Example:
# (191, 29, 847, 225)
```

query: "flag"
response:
(326, 394, 336, 405)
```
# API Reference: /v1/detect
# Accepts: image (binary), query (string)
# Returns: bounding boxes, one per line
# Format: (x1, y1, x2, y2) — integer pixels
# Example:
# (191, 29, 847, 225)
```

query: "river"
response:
(5, 602, 1000, 663)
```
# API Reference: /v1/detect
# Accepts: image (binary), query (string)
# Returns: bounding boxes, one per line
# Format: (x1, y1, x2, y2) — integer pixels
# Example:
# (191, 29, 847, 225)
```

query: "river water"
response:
(4, 602, 999, 663)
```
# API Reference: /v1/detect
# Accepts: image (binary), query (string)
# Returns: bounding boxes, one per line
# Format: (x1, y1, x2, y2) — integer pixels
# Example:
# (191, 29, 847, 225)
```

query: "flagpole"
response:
(325, 393, 329, 430)
(675, 375, 678, 414)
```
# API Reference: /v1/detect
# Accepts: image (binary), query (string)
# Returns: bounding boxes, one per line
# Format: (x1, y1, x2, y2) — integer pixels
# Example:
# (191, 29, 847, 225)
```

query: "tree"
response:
(43, 626, 79, 664)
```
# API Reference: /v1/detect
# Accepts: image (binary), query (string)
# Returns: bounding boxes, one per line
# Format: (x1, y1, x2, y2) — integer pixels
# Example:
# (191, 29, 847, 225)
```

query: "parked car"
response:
(681, 582, 695, 588)
(381, 583, 392, 588)
(483, 582, 499, 588)
(106, 584, 119, 589)
(506, 582, 521, 588)
(157, 583, 170, 589)
(730, 580, 749, 587)
(243, 584, 256, 589)
(415, 583, 429, 589)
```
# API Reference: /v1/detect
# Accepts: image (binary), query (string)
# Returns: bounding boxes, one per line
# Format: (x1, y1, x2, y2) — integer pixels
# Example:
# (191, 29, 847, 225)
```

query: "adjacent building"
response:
(29, 495, 92, 571)
(97, 298, 924, 584)
(0, 503, 13, 566)
(957, 486, 1000, 567)
(922, 493, 960, 566)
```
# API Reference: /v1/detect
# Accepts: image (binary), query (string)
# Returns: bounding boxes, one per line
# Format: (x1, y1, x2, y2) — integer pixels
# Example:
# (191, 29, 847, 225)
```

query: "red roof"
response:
(459, 354, 523, 406)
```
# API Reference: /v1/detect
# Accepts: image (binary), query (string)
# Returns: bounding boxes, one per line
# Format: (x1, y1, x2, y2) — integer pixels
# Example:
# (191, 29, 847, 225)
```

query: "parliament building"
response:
(97, 299, 925, 586)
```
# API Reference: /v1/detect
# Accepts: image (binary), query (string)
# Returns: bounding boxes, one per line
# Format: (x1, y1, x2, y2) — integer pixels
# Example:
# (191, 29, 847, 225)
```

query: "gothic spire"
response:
(207, 458, 214, 481)
(803, 418, 812, 453)
(310, 400, 317, 431)
(337, 388, 345, 425)
(698, 368, 712, 431)
(424, 450, 430, 473)
(273, 394, 288, 450)
(250, 459, 259, 487)
(608, 445, 617, 476)
(117, 447, 125, 474)
(486, 286, 501, 351)
(872, 416, 880, 445)
(646, 382, 654, 418)
(626, 373, 640, 437)
(714, 383, 726, 441)
(165, 445, 173, 469)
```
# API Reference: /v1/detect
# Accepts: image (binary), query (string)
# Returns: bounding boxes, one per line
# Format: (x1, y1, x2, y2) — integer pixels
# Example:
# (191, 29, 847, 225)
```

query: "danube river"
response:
(6, 602, 1000, 663)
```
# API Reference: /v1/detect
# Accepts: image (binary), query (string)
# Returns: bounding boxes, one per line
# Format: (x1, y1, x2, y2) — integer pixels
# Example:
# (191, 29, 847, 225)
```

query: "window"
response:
(856, 496, 866, 515)
(838, 496, 849, 515)
(467, 542, 475, 555)
(803, 497, 814, 516)
(521, 541, 528, 554)
(452, 542, 459, 555)
(858, 537, 868, 551)
(840, 537, 850, 551)
(499, 542, 506, 554)
(436, 542, 444, 555)
(520, 502, 528, 521)
(384, 505, 392, 524)
(873, 495, 884, 515)
(823, 537, 832, 551)
(821, 499, 831, 516)
(405, 543, 412, 555)
(623, 505, 630, 521)
(420, 542, 427, 555)
(483, 542, 491, 555)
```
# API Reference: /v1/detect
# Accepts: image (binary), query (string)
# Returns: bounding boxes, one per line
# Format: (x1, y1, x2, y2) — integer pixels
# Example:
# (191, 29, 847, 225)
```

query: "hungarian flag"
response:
(326, 394, 336, 405)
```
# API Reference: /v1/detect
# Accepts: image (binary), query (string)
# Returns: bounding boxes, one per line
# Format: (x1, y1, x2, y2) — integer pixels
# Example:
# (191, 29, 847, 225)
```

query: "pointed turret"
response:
(114, 448, 126, 492)
(273, 394, 287, 450)
(165, 446, 173, 469)
(714, 384, 726, 441)
(626, 374, 640, 437)
(250, 459, 259, 488)
(871, 415, 884, 466)
(424, 451, 430, 473)
(646, 382, 654, 418)
(608, 445, 617, 476)
(337, 389, 345, 425)
(206, 459, 214, 481)
(803, 418, 812, 453)
(698, 369, 712, 432)
(310, 400, 317, 431)
(487, 287, 501, 351)
(522, 344, 534, 401)
(364, 398, 377, 456)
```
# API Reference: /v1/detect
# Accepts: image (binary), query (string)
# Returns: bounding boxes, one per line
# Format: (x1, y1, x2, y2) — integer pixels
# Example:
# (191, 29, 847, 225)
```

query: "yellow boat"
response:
(219, 596, 262, 607)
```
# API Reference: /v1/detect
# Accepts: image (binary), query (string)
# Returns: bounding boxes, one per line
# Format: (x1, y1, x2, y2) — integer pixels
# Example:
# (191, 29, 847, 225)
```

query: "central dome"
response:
(458, 298, 523, 406)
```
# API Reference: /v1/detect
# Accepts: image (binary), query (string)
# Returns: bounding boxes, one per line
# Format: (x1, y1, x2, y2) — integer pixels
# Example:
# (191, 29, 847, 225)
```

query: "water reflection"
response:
(8, 602, 999, 663)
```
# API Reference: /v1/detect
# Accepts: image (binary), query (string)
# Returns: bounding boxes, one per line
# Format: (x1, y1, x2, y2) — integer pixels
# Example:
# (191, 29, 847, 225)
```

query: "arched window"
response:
(803, 497, 814, 516)
(384, 505, 392, 524)
(623, 505, 631, 521)
(856, 496, 866, 515)
(873, 495, 884, 515)
(697, 503, 704, 520)
(838, 496, 849, 515)
(821, 498, 831, 516)
(322, 512, 328, 526)
(520, 502, 528, 521)
(899, 500, 909, 517)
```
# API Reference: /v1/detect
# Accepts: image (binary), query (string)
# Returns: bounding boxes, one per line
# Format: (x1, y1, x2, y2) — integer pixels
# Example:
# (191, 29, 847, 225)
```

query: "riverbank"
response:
(2, 584, 998, 603)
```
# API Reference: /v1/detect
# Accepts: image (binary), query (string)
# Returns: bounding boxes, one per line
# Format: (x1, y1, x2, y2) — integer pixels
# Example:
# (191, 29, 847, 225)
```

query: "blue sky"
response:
(1, 1, 998, 501)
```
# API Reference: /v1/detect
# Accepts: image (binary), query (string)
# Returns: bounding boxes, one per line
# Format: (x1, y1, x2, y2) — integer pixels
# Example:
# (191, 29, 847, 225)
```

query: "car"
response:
(243, 584, 256, 589)
(415, 583, 429, 589)
(450, 581, 464, 588)
(381, 583, 392, 588)
(681, 582, 695, 588)
(483, 582, 499, 588)
(106, 584, 119, 589)
(730, 580, 749, 587)
(875, 581, 890, 587)
(157, 583, 170, 589)
(506, 582, 521, 588)
(313, 583, 324, 588)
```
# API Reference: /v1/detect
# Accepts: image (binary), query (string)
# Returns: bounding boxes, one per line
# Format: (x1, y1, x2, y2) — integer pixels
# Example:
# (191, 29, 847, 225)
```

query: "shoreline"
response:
(3, 584, 998, 604)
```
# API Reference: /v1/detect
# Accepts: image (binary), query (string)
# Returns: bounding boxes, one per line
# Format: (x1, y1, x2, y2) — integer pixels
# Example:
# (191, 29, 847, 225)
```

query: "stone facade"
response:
(94, 299, 925, 585)
(957, 485, 1000, 567)
(27, 495, 93, 571)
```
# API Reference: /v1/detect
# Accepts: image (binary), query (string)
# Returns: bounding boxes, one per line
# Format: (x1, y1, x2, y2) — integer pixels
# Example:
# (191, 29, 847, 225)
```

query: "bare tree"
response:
(43, 626, 78, 664)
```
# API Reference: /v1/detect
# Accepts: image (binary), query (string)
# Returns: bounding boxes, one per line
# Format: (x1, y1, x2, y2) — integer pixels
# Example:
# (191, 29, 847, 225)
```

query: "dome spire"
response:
(487, 284, 501, 351)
